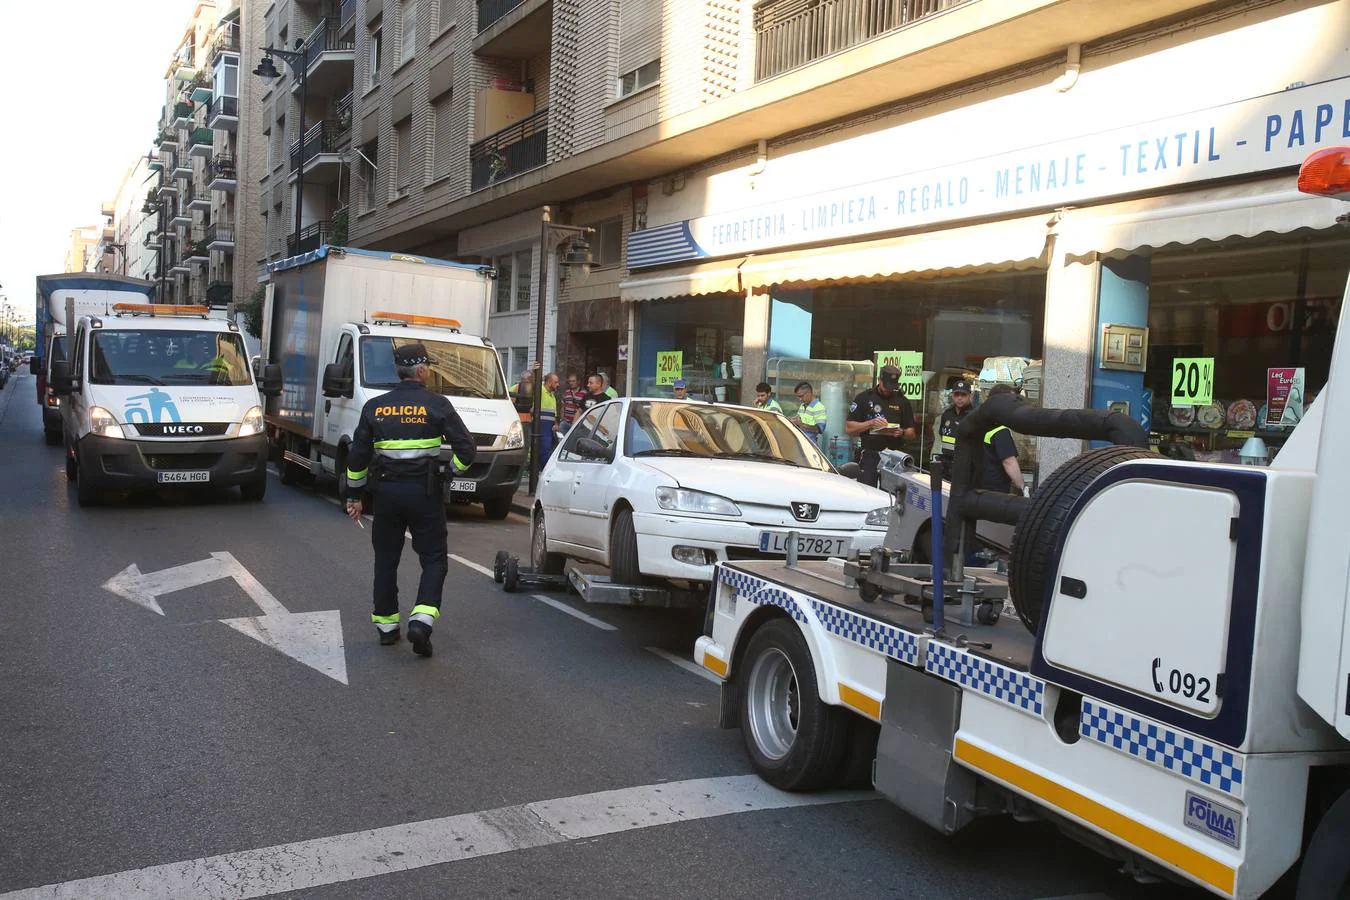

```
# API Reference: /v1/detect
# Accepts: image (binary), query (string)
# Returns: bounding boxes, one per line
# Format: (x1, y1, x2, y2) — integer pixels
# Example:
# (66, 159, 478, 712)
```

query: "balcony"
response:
(754, 0, 967, 81)
(159, 177, 179, 196)
(174, 154, 193, 179)
(189, 181, 212, 211)
(169, 250, 190, 276)
(294, 19, 356, 96)
(157, 127, 178, 149)
(339, 0, 358, 32)
(146, 232, 161, 250)
(190, 72, 212, 104)
(469, 107, 548, 191)
(208, 95, 239, 132)
(174, 101, 193, 128)
(207, 280, 233, 308)
(287, 220, 332, 256)
(170, 203, 192, 228)
(206, 224, 235, 251)
(288, 111, 351, 183)
(209, 154, 238, 192)
(142, 193, 162, 214)
(474, 0, 552, 58)
(208, 21, 240, 66)
(188, 127, 214, 159)
(185, 232, 210, 264)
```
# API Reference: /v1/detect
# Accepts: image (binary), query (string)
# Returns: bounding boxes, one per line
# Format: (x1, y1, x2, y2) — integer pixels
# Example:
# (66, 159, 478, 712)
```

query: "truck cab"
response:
(316, 311, 523, 519)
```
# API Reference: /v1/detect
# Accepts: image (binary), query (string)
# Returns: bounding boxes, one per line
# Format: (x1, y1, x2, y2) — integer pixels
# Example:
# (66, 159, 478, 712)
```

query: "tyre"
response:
(75, 456, 100, 508)
(837, 714, 880, 789)
(609, 506, 643, 585)
(482, 495, 512, 521)
(279, 458, 301, 485)
(44, 429, 61, 447)
(1009, 445, 1155, 634)
(503, 557, 520, 593)
(739, 618, 850, 791)
(240, 478, 266, 502)
(334, 448, 348, 501)
(65, 446, 77, 481)
(531, 510, 566, 575)
(911, 523, 932, 565)
(1298, 790, 1350, 899)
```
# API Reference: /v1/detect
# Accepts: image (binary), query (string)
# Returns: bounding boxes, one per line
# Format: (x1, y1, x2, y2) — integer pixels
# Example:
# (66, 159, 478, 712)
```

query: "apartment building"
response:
(95, 157, 160, 281)
(63, 226, 103, 274)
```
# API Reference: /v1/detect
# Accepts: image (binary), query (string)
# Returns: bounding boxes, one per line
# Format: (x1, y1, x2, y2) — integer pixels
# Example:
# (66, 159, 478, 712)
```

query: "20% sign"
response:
(1170, 357, 1215, 407)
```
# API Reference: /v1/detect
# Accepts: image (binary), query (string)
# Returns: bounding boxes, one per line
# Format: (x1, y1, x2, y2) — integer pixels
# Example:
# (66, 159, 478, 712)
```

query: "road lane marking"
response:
(0, 776, 873, 899)
(645, 647, 719, 684)
(449, 554, 495, 579)
(531, 594, 618, 631)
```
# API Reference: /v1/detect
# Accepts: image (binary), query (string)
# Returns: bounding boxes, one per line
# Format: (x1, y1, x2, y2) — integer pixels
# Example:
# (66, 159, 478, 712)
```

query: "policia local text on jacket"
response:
(344, 343, 477, 657)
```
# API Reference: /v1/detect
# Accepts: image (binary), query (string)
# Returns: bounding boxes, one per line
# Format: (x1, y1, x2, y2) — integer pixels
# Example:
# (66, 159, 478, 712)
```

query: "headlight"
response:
(505, 419, 524, 449)
(865, 506, 891, 527)
(655, 486, 741, 517)
(239, 406, 264, 437)
(89, 406, 123, 439)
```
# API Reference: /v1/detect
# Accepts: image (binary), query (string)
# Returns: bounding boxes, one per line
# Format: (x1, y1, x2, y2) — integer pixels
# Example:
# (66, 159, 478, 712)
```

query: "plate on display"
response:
(1227, 399, 1257, 430)
(1197, 402, 1226, 430)
(1168, 405, 1196, 427)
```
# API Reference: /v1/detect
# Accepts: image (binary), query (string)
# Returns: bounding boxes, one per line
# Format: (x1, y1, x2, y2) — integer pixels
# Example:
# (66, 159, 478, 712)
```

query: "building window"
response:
(360, 140, 379, 212)
(394, 119, 413, 196)
(215, 57, 239, 98)
(432, 93, 455, 180)
(588, 219, 623, 269)
(493, 250, 532, 313)
(618, 59, 660, 98)
(399, 0, 419, 65)
(367, 29, 382, 90)
(508, 346, 528, 384)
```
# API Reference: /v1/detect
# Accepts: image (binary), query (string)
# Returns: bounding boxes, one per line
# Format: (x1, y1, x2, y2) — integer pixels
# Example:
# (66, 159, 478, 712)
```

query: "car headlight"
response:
(505, 419, 524, 449)
(89, 406, 123, 439)
(865, 506, 891, 527)
(239, 406, 264, 437)
(655, 486, 741, 517)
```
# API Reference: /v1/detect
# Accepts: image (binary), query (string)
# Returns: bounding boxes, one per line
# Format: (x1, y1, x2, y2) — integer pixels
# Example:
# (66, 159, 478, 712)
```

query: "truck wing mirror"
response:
(261, 363, 284, 398)
(29, 356, 40, 375)
(321, 362, 353, 398)
(50, 361, 77, 394)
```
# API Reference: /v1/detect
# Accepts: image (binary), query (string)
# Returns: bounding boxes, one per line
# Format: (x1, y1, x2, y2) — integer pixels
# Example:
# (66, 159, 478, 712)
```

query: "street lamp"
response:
(254, 43, 306, 257)
(528, 206, 594, 495)
(103, 242, 128, 275)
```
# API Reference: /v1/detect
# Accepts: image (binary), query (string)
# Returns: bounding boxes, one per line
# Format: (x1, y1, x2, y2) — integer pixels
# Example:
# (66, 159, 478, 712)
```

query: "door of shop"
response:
(577, 330, 618, 391)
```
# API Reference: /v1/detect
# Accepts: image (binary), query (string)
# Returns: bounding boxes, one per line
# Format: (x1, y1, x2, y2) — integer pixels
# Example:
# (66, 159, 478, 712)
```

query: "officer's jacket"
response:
(938, 405, 973, 455)
(345, 380, 477, 496)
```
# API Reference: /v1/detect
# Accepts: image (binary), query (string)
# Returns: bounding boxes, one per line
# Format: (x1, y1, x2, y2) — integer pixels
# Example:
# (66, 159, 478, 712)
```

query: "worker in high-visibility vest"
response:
(791, 381, 828, 446)
(539, 371, 560, 463)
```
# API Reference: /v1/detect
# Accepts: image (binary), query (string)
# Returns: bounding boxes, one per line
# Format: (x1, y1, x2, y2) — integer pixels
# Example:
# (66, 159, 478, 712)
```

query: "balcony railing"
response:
(469, 107, 548, 191)
(209, 22, 240, 64)
(287, 220, 332, 256)
(209, 95, 239, 128)
(477, 0, 526, 32)
(173, 101, 193, 123)
(189, 127, 214, 158)
(289, 117, 350, 171)
(754, 0, 965, 81)
(302, 19, 356, 72)
(340, 0, 358, 30)
(206, 224, 235, 248)
(210, 154, 237, 184)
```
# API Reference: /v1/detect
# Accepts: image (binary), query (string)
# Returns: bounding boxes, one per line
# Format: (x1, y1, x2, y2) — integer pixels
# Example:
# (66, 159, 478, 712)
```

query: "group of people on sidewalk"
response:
(509, 369, 618, 464)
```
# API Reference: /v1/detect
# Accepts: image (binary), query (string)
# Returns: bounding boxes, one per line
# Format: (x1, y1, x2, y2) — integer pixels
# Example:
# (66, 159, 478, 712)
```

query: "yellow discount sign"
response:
(656, 351, 683, 386)
(875, 350, 924, 402)
(1170, 357, 1215, 406)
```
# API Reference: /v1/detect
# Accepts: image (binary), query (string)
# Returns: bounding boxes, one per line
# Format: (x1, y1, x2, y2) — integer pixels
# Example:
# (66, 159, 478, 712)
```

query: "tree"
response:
(232, 285, 266, 338)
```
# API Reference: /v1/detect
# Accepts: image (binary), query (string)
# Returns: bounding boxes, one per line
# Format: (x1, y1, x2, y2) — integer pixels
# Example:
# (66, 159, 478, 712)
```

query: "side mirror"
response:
(50, 361, 77, 394)
(29, 357, 39, 375)
(837, 461, 860, 480)
(575, 437, 611, 461)
(251, 356, 263, 378)
(260, 363, 284, 398)
(321, 362, 353, 398)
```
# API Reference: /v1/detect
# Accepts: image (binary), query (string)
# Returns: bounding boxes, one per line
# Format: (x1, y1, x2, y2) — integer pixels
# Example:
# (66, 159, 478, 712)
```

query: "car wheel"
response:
(75, 455, 100, 508)
(739, 618, 849, 791)
(609, 506, 643, 585)
(278, 458, 300, 485)
(44, 429, 61, 447)
(240, 477, 266, 502)
(64, 445, 77, 481)
(334, 448, 349, 501)
(482, 496, 511, 521)
(531, 510, 566, 575)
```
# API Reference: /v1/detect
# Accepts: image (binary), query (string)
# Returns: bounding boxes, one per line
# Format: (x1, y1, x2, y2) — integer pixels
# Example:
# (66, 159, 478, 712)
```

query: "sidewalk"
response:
(510, 487, 533, 518)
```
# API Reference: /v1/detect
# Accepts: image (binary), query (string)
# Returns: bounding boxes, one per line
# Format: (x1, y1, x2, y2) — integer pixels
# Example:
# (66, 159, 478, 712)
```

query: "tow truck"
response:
(693, 147, 1350, 898)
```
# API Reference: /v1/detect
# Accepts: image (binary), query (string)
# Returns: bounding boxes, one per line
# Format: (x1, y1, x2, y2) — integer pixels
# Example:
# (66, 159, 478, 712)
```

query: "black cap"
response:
(878, 365, 901, 384)
(951, 379, 972, 394)
(394, 343, 430, 366)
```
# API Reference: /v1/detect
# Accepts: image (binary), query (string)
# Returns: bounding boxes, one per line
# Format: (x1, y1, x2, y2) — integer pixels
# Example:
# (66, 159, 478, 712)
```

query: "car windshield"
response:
(89, 329, 253, 386)
(360, 336, 507, 399)
(624, 401, 832, 471)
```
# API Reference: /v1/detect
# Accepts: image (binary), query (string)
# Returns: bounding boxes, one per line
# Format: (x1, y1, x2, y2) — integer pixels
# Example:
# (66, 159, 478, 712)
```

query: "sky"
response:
(0, 1, 201, 325)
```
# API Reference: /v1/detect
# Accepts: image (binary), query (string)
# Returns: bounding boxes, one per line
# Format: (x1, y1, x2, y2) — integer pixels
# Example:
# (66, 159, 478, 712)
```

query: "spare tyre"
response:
(1009, 445, 1155, 634)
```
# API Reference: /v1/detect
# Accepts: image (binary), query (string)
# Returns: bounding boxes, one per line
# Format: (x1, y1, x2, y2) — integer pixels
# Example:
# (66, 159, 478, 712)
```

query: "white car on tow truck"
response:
(531, 398, 891, 586)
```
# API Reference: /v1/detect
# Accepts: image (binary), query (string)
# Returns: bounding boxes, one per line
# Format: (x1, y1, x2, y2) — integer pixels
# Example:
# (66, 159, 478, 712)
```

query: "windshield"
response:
(360, 336, 507, 399)
(89, 329, 253, 386)
(624, 401, 832, 471)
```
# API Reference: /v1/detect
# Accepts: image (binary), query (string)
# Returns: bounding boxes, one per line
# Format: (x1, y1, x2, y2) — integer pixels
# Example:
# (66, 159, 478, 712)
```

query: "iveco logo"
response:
(790, 502, 820, 522)
(163, 425, 205, 435)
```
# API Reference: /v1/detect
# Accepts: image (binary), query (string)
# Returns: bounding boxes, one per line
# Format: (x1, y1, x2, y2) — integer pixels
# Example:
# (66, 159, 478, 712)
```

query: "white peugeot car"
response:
(532, 398, 891, 585)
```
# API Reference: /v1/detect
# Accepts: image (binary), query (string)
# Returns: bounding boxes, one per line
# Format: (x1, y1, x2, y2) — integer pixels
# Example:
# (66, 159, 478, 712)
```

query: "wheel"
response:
(65, 446, 77, 481)
(911, 523, 933, 565)
(75, 456, 100, 508)
(738, 618, 850, 791)
(837, 715, 880, 789)
(482, 495, 511, 521)
(976, 602, 1001, 625)
(44, 429, 61, 446)
(493, 550, 510, 584)
(334, 448, 349, 501)
(858, 579, 881, 603)
(531, 511, 566, 575)
(609, 506, 644, 585)
(240, 478, 266, 502)
(279, 458, 300, 485)
(1298, 790, 1350, 899)
(1009, 446, 1155, 634)
(503, 557, 520, 593)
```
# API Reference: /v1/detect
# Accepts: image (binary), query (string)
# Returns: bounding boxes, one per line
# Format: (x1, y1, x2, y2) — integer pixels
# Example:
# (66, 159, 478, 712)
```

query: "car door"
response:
(322, 332, 357, 473)
(541, 406, 602, 548)
(569, 402, 624, 552)
(64, 325, 88, 444)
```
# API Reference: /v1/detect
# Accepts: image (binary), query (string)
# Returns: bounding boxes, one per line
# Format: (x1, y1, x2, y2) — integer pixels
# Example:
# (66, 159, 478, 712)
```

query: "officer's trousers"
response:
(858, 450, 881, 487)
(371, 480, 448, 620)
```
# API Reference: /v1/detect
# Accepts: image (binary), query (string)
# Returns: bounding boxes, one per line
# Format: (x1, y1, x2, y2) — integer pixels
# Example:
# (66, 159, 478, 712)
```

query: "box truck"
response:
(262, 247, 523, 519)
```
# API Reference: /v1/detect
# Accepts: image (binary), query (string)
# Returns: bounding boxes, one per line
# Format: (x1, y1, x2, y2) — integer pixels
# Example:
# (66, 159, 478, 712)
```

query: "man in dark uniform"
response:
(937, 378, 975, 464)
(979, 384, 1027, 496)
(845, 364, 916, 487)
(344, 343, 477, 657)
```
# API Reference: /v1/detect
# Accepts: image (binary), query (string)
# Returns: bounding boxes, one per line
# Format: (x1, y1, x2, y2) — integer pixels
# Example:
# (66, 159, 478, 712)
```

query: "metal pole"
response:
(529, 206, 552, 496)
(294, 60, 307, 255)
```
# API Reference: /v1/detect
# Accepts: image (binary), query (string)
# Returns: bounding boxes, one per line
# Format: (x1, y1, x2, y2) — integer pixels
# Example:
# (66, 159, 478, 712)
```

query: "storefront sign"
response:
(875, 350, 924, 402)
(1266, 367, 1305, 426)
(1171, 357, 1215, 407)
(628, 76, 1350, 269)
(1218, 296, 1343, 338)
(656, 351, 683, 386)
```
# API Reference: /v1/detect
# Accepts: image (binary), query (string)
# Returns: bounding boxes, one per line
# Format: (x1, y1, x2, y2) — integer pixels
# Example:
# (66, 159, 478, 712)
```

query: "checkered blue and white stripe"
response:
(717, 567, 807, 622)
(809, 600, 920, 665)
(1080, 700, 1245, 799)
(926, 642, 1045, 717)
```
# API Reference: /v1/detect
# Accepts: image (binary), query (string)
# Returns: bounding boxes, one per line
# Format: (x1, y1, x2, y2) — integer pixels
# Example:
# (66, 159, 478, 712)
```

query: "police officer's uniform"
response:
(937, 379, 974, 463)
(847, 366, 916, 487)
(345, 343, 476, 657)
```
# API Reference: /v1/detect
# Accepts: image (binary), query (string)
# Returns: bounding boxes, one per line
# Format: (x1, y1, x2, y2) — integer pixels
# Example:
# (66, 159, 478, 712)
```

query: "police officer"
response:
(846, 364, 916, 486)
(344, 343, 476, 657)
(936, 378, 975, 463)
(979, 383, 1027, 495)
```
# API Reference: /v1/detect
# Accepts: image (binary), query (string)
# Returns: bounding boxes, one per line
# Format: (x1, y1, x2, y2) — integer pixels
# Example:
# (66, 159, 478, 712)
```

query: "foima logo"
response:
(162, 424, 205, 435)
(1184, 791, 1241, 849)
(790, 501, 820, 522)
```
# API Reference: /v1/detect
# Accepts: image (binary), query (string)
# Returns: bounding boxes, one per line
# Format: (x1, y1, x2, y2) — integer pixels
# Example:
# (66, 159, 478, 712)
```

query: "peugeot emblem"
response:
(790, 501, 820, 522)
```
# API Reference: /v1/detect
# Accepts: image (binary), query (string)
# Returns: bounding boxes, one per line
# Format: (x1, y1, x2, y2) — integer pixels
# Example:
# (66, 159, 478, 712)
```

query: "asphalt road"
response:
(0, 367, 1216, 900)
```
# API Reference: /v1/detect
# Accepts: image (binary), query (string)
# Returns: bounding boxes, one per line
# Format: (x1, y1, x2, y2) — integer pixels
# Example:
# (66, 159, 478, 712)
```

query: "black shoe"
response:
(378, 627, 401, 646)
(407, 620, 433, 657)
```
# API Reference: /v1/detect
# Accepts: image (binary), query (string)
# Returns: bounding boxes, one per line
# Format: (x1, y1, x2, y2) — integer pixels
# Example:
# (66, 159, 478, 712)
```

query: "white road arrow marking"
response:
(100, 552, 348, 685)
